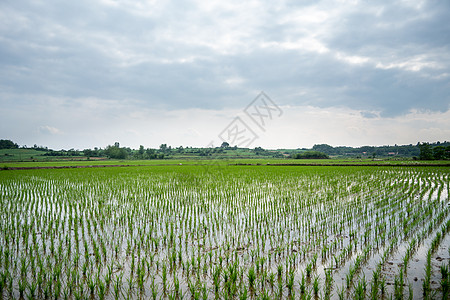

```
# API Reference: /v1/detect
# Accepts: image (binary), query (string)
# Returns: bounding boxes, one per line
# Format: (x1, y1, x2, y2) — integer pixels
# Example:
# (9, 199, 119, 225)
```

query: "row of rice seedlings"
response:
(375, 191, 450, 299)
(335, 173, 431, 297)
(422, 217, 450, 299)
(440, 248, 449, 300)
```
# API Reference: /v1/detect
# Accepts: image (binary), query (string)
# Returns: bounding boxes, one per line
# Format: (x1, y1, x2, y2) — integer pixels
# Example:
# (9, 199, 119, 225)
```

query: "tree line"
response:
(1, 139, 449, 160)
(418, 142, 450, 160)
(312, 142, 450, 160)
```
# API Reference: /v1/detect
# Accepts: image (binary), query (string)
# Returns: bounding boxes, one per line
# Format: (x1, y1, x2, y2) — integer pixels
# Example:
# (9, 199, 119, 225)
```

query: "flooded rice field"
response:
(0, 165, 449, 299)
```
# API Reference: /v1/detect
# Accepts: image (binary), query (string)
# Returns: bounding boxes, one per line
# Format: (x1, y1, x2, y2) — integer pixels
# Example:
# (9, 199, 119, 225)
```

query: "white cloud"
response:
(38, 125, 62, 135)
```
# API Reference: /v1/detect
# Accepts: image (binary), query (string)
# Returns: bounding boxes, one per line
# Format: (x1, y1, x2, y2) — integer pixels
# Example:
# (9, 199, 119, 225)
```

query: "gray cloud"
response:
(1, 0, 449, 148)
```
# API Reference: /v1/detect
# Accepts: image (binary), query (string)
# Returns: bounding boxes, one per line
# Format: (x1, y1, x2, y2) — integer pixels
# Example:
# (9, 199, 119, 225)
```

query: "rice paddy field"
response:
(0, 164, 449, 299)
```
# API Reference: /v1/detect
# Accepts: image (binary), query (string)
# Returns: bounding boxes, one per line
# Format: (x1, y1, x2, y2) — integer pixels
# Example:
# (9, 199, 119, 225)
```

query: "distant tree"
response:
(293, 151, 329, 159)
(312, 144, 335, 155)
(145, 148, 155, 159)
(419, 143, 434, 160)
(254, 147, 265, 155)
(114, 142, 120, 148)
(221, 142, 230, 148)
(159, 144, 167, 153)
(138, 145, 145, 156)
(433, 146, 446, 160)
(83, 149, 93, 157)
(105, 145, 128, 159)
(0, 139, 18, 149)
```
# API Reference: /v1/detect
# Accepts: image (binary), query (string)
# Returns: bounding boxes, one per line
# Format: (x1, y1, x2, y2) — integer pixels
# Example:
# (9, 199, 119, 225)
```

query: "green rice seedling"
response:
(20, 257, 28, 278)
(441, 264, 449, 299)
(286, 271, 295, 295)
(113, 274, 122, 300)
(201, 282, 208, 300)
(162, 263, 168, 293)
(62, 285, 70, 300)
(27, 280, 37, 300)
(305, 263, 313, 278)
(173, 274, 180, 296)
(345, 272, 352, 290)
(0, 271, 7, 294)
(43, 280, 51, 299)
(192, 288, 201, 300)
(423, 249, 432, 297)
(212, 269, 221, 295)
(106, 263, 113, 285)
(73, 286, 84, 300)
(54, 279, 62, 299)
(370, 280, 378, 299)
(394, 272, 404, 300)
(300, 289, 312, 300)
(18, 277, 27, 298)
(323, 269, 333, 299)
(277, 264, 283, 279)
(248, 267, 256, 291)
(312, 275, 320, 296)
(354, 276, 366, 300)
(97, 276, 106, 300)
(150, 276, 158, 300)
(299, 272, 306, 294)
(168, 291, 177, 300)
(312, 253, 318, 268)
(337, 285, 345, 300)
(88, 274, 96, 296)
(239, 287, 248, 300)
(407, 283, 413, 300)
(380, 277, 386, 295)
(268, 271, 276, 291)
(137, 269, 145, 292)
(188, 278, 196, 297)
(277, 275, 284, 298)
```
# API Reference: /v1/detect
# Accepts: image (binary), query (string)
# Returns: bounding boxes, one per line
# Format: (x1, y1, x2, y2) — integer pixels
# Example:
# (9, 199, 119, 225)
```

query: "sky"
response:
(1, 0, 449, 150)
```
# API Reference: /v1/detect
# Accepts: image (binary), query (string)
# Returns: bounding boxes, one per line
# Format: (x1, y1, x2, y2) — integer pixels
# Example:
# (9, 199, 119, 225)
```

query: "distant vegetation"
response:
(0, 139, 19, 149)
(292, 151, 329, 159)
(312, 142, 450, 160)
(0, 139, 449, 162)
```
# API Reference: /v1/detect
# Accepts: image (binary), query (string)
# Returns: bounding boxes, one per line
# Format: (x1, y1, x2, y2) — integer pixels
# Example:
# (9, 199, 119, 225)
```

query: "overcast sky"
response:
(1, 0, 449, 149)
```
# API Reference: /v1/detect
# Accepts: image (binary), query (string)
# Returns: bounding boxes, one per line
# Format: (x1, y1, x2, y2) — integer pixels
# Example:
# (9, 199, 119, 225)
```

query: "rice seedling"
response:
(440, 251, 449, 300)
(393, 271, 404, 300)
(312, 275, 320, 296)
(299, 272, 306, 294)
(408, 283, 413, 300)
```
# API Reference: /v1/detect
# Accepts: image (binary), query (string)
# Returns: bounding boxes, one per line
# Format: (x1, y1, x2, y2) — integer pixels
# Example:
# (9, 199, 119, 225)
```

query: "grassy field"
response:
(1, 158, 449, 169)
(0, 164, 449, 299)
(0, 148, 48, 162)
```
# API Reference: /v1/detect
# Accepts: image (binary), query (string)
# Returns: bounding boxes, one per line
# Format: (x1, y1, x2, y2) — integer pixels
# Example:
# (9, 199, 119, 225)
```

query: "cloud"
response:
(38, 125, 62, 135)
(1, 0, 449, 148)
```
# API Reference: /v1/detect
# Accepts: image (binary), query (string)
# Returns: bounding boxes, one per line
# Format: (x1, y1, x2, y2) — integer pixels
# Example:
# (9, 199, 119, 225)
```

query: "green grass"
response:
(1, 157, 448, 169)
(0, 148, 47, 161)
